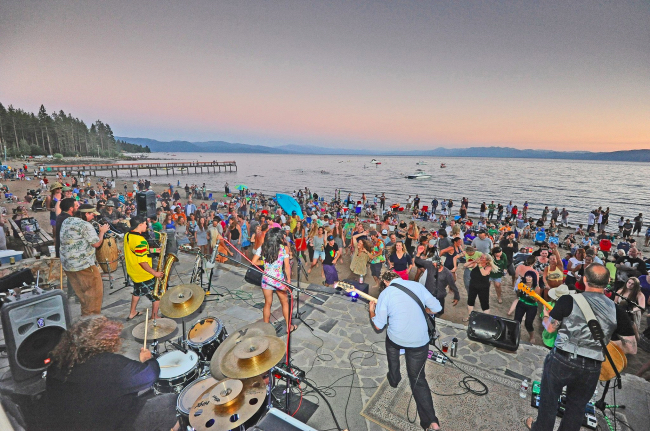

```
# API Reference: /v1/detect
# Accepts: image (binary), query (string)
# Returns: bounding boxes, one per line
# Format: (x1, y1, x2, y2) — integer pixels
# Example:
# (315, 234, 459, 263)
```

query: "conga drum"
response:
(96, 236, 119, 273)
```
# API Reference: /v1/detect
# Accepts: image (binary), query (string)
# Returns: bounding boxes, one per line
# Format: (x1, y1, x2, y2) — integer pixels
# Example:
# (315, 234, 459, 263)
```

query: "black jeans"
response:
(386, 337, 439, 429)
(532, 349, 600, 431)
(514, 300, 537, 333)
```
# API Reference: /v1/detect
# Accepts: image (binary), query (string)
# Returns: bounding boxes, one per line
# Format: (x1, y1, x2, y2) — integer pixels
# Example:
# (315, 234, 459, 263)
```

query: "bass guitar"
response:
(516, 283, 627, 381)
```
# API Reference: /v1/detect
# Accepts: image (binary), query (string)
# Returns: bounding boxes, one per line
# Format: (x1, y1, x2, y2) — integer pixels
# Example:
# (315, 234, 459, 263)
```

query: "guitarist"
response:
(524, 263, 637, 431)
(369, 271, 442, 431)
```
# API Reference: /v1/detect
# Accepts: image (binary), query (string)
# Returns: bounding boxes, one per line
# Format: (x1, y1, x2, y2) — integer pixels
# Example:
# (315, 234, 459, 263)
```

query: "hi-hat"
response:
(189, 375, 266, 431)
(131, 318, 177, 341)
(219, 335, 285, 379)
(210, 321, 276, 380)
(159, 284, 205, 318)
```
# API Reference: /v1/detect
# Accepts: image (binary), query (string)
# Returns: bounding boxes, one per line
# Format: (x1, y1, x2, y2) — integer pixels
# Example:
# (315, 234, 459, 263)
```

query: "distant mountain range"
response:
(116, 137, 650, 161)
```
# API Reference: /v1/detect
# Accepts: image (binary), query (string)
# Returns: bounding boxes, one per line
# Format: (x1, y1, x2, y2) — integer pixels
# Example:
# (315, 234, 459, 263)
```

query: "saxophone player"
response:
(125, 216, 163, 320)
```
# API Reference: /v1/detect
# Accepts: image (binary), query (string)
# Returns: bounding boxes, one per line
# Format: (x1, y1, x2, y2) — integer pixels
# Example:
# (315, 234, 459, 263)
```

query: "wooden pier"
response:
(43, 161, 237, 178)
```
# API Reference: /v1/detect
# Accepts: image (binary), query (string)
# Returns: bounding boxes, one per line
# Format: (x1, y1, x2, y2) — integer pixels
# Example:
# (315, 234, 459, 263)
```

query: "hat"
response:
(78, 204, 100, 215)
(381, 229, 388, 235)
(327, 235, 335, 241)
(369, 230, 378, 237)
(62, 186, 72, 191)
(292, 210, 297, 215)
(50, 182, 63, 190)
(106, 201, 115, 207)
(548, 284, 573, 301)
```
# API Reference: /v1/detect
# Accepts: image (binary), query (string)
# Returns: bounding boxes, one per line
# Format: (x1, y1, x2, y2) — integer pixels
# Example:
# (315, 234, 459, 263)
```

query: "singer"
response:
(251, 227, 297, 332)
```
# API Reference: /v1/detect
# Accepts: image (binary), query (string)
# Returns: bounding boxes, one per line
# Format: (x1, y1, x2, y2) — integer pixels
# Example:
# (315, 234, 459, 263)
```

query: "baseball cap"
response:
(130, 215, 147, 228)
(381, 229, 388, 235)
(62, 186, 72, 192)
(78, 204, 100, 215)
(327, 235, 335, 241)
(106, 201, 115, 207)
(50, 182, 63, 190)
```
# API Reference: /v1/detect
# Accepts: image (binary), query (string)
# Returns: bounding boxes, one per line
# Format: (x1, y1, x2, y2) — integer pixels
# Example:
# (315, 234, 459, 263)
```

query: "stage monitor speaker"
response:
(136, 190, 157, 219)
(1, 289, 70, 381)
(248, 408, 317, 431)
(467, 311, 520, 352)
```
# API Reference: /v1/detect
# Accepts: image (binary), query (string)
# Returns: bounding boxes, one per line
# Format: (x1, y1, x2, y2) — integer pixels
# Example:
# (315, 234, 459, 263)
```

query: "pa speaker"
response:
(136, 190, 157, 219)
(467, 311, 520, 352)
(1, 289, 70, 381)
(0, 269, 34, 295)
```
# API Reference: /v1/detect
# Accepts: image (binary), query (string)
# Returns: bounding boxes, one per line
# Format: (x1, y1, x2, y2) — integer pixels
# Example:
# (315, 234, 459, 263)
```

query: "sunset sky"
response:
(1, 1, 648, 151)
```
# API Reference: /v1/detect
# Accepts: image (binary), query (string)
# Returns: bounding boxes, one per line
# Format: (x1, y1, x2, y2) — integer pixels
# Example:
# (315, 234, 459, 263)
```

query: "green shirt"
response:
(488, 203, 496, 211)
(490, 253, 508, 279)
(344, 222, 356, 239)
(370, 239, 386, 264)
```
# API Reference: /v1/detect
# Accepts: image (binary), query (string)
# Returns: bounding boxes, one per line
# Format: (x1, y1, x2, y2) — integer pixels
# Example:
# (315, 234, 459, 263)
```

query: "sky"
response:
(1, 0, 648, 151)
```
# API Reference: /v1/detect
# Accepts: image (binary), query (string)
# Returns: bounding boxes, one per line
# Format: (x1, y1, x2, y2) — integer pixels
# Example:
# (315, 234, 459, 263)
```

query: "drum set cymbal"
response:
(218, 335, 285, 380)
(131, 317, 177, 341)
(189, 375, 266, 431)
(159, 284, 205, 319)
(210, 321, 277, 380)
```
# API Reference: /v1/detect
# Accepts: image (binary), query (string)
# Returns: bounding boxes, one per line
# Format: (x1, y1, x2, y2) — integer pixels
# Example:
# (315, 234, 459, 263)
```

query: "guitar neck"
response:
(337, 283, 378, 303)
(517, 283, 553, 310)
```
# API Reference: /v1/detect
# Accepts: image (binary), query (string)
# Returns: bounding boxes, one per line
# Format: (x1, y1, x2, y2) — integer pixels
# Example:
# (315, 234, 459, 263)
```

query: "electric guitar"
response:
(516, 283, 627, 381)
(336, 281, 378, 303)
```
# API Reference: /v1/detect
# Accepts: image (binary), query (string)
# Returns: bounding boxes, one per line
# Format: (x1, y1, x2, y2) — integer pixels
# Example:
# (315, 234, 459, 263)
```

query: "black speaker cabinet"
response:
(136, 190, 157, 219)
(1, 289, 70, 381)
(467, 311, 520, 351)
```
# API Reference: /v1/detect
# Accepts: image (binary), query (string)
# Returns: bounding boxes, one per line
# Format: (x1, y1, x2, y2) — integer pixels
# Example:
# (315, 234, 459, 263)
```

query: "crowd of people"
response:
(3, 167, 650, 431)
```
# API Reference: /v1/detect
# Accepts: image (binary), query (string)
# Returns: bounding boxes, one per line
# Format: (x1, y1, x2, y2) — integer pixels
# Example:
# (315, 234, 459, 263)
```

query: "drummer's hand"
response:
(99, 223, 110, 234)
(153, 271, 164, 278)
(140, 348, 152, 363)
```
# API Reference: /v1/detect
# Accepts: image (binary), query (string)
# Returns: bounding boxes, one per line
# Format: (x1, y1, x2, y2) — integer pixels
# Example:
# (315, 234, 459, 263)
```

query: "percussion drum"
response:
(154, 350, 199, 394)
(187, 317, 227, 363)
(96, 236, 119, 273)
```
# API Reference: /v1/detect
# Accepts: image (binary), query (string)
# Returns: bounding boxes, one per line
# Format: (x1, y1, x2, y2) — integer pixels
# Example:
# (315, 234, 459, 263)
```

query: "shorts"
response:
(370, 262, 383, 277)
(491, 277, 502, 283)
(313, 250, 326, 260)
(133, 278, 157, 301)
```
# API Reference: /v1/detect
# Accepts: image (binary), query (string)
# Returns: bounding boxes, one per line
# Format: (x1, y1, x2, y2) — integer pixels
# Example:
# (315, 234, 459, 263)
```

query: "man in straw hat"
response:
(59, 204, 109, 315)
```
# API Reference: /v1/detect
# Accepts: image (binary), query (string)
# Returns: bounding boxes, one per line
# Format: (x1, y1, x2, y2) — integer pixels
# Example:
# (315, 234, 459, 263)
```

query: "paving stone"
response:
(463, 355, 478, 364)
(350, 333, 365, 343)
(480, 353, 508, 368)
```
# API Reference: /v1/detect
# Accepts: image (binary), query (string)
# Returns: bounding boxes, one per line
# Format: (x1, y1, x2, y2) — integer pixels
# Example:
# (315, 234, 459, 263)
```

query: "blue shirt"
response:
(372, 279, 441, 348)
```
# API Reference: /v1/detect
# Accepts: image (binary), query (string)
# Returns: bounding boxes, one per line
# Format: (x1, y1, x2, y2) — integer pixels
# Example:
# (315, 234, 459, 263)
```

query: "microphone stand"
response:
(289, 240, 313, 331)
(215, 250, 323, 414)
(606, 287, 644, 313)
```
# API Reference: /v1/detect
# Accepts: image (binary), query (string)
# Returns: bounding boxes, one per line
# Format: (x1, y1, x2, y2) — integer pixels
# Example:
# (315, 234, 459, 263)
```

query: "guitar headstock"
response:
(336, 281, 356, 294)
(517, 283, 535, 297)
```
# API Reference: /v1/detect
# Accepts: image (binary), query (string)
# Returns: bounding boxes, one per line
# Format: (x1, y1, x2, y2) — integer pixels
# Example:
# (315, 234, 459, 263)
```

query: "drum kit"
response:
(131, 283, 287, 431)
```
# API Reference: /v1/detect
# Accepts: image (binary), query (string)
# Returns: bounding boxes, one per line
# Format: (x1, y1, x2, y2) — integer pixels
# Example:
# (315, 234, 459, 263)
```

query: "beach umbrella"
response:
(236, 184, 247, 190)
(275, 193, 303, 219)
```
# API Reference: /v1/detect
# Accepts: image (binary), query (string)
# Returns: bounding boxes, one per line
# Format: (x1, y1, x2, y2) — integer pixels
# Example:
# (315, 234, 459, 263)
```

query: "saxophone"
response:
(152, 232, 179, 301)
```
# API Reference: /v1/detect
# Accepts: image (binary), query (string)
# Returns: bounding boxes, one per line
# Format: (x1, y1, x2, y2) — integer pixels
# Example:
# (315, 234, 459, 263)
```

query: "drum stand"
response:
(108, 255, 133, 295)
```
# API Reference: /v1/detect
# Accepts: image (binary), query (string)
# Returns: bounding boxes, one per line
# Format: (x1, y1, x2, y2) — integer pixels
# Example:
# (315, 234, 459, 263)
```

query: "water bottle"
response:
(359, 275, 364, 284)
(450, 338, 458, 357)
(520, 379, 529, 399)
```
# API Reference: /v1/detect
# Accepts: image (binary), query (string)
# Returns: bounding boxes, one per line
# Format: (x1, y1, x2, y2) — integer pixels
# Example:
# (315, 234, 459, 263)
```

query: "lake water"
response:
(134, 152, 648, 229)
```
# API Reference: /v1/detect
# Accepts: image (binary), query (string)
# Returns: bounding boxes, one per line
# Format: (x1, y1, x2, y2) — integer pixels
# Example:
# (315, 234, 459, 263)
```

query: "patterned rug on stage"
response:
(360, 359, 603, 431)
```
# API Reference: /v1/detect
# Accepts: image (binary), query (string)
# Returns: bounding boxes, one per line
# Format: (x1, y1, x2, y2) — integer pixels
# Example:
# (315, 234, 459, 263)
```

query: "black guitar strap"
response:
(391, 282, 436, 343)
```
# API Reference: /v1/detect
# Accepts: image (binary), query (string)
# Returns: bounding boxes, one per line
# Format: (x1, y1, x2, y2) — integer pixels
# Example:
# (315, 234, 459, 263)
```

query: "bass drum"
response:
(96, 236, 119, 273)
(176, 376, 245, 431)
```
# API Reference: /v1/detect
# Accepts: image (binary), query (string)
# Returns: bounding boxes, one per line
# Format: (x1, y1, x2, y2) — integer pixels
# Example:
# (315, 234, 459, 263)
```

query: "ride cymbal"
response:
(189, 375, 266, 431)
(159, 284, 205, 319)
(131, 318, 177, 341)
(219, 335, 285, 379)
(210, 321, 277, 380)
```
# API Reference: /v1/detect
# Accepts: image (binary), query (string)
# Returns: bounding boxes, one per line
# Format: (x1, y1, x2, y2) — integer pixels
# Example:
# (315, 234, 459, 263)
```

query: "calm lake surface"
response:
(134, 152, 648, 229)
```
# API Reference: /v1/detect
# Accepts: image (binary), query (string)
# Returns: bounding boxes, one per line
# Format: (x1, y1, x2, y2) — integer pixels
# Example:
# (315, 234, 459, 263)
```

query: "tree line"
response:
(0, 102, 150, 158)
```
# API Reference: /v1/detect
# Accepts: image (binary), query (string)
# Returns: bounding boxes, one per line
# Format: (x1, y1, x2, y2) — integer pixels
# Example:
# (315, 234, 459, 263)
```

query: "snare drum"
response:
(154, 350, 199, 394)
(186, 317, 227, 362)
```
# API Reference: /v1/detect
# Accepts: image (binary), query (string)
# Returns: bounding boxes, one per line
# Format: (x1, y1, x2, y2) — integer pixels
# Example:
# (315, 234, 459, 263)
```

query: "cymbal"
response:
(219, 335, 285, 379)
(159, 284, 205, 319)
(210, 321, 276, 380)
(131, 318, 177, 341)
(189, 375, 266, 431)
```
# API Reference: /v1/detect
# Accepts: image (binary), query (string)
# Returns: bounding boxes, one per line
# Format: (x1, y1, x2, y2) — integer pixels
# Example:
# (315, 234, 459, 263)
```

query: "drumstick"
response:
(143, 309, 149, 348)
(160, 364, 181, 368)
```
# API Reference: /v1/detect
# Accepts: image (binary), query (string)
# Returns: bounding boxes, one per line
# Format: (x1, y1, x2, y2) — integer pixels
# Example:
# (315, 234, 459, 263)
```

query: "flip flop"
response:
(289, 324, 298, 333)
(126, 311, 142, 321)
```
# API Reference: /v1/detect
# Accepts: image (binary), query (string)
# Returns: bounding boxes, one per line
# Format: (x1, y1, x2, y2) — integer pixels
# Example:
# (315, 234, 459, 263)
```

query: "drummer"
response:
(44, 315, 180, 431)
(125, 216, 163, 321)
